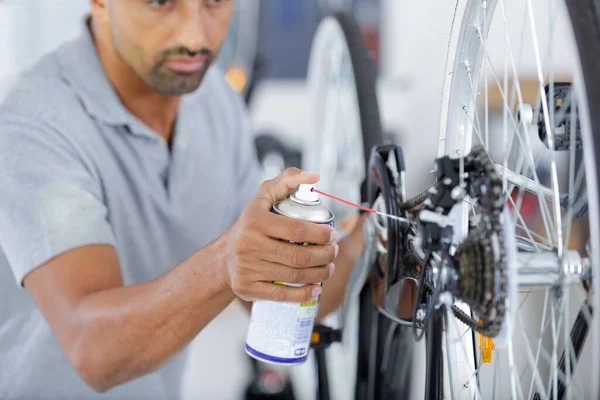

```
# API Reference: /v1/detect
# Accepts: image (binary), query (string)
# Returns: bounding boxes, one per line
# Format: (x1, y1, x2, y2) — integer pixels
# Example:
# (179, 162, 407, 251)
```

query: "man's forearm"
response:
(316, 215, 367, 321)
(316, 245, 355, 322)
(68, 239, 235, 392)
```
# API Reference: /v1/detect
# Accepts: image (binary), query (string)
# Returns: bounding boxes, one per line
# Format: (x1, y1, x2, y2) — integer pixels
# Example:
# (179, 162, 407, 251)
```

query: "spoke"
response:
(478, 40, 557, 246)
(507, 305, 526, 400)
(526, 0, 564, 257)
(513, 225, 552, 247)
(497, 164, 554, 199)
(564, 286, 572, 400)
(552, 292, 570, 398)
(463, 107, 488, 155)
(515, 235, 554, 252)
(519, 291, 532, 311)
(493, 351, 500, 400)
(496, 0, 558, 245)
(483, 0, 490, 149)
(465, 62, 484, 144)
(512, 174, 532, 234)
(525, 289, 550, 399)
(506, 0, 530, 116)
(444, 313, 458, 400)
(573, 160, 586, 200)
(573, 189, 588, 217)
(515, 0, 531, 75)
(502, 30, 510, 197)
(516, 303, 583, 399)
(516, 309, 585, 399)
(563, 95, 578, 255)
(506, 194, 545, 250)
(569, 291, 590, 394)
(549, 293, 559, 399)
(448, 307, 482, 399)
(566, 333, 584, 398)
(459, 326, 472, 341)
(545, 0, 558, 160)
(514, 224, 552, 247)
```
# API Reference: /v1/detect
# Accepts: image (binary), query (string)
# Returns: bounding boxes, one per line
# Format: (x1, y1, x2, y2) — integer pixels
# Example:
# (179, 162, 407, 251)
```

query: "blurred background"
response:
(0, 0, 587, 399)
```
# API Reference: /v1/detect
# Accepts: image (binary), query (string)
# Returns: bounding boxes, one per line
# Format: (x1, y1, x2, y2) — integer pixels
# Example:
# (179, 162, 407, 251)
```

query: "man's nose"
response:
(177, 3, 209, 52)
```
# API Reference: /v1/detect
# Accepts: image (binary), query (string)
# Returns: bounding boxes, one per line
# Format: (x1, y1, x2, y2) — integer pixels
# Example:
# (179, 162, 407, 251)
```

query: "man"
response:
(0, 1, 365, 399)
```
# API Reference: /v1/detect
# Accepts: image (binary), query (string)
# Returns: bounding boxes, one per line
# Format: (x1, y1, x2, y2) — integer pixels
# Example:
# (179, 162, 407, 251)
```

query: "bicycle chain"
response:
(406, 146, 507, 337)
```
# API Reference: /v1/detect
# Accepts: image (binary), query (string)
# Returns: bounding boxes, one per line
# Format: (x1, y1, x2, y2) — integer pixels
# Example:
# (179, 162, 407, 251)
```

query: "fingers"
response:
(230, 260, 334, 302)
(269, 239, 338, 268)
(239, 230, 338, 268)
(256, 262, 334, 286)
(242, 282, 323, 303)
(247, 208, 337, 245)
(254, 168, 320, 210)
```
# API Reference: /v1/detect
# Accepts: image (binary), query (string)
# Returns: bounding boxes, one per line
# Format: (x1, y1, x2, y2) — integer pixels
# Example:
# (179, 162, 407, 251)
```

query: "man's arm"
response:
(21, 168, 337, 393)
(316, 214, 368, 321)
(24, 241, 235, 393)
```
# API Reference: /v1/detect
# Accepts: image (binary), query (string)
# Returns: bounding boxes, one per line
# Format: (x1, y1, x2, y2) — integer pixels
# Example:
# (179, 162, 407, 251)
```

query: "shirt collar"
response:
(56, 17, 158, 139)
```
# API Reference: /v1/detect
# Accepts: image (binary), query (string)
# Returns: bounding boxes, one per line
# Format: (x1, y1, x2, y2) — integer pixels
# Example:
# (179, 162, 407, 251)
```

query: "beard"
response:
(146, 47, 214, 96)
(112, 27, 215, 96)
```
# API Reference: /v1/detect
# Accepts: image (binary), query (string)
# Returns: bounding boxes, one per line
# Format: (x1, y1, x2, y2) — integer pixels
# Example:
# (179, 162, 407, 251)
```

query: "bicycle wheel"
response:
(433, 0, 600, 398)
(304, 11, 383, 400)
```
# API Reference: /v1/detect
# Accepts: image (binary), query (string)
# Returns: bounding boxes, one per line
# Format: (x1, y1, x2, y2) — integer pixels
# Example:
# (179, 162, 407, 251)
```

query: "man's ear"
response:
(90, 0, 109, 24)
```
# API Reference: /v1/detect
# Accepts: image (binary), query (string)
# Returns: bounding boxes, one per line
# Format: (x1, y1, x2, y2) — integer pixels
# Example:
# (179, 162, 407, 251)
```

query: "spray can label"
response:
(245, 193, 334, 365)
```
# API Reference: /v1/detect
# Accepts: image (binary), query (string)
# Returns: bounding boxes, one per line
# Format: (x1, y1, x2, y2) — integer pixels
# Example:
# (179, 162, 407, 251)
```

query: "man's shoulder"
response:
(0, 49, 89, 135)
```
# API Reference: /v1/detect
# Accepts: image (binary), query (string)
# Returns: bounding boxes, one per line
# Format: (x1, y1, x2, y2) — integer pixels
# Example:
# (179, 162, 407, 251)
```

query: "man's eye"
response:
(204, 0, 226, 6)
(148, 0, 173, 7)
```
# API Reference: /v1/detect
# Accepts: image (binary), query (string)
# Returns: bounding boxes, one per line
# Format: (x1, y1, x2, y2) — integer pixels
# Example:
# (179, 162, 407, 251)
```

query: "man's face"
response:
(100, 0, 234, 95)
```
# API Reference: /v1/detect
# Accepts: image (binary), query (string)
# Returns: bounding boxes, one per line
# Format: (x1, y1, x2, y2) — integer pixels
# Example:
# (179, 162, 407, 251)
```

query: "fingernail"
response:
(329, 263, 336, 278)
(312, 286, 323, 297)
(334, 243, 339, 258)
(330, 230, 338, 242)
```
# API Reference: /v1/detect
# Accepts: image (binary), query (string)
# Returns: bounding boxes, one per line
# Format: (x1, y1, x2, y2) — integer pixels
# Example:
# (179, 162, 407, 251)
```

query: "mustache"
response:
(156, 47, 213, 65)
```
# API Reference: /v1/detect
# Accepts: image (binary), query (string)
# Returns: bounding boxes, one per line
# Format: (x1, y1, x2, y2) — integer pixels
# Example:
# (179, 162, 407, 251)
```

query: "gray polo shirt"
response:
(0, 26, 261, 399)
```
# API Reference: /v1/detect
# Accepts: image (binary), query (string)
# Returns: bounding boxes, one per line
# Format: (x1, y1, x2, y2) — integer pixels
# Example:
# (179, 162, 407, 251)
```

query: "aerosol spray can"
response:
(245, 184, 335, 365)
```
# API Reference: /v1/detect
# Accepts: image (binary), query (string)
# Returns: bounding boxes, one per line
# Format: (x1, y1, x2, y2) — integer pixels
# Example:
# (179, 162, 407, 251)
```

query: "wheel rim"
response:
(437, 0, 599, 399)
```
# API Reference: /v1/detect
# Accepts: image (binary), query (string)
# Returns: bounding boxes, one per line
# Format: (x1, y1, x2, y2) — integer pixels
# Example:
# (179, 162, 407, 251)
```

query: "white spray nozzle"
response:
(296, 184, 319, 202)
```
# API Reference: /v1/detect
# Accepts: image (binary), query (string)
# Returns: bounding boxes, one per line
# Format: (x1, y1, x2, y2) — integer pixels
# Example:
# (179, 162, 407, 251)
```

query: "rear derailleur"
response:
(365, 144, 507, 337)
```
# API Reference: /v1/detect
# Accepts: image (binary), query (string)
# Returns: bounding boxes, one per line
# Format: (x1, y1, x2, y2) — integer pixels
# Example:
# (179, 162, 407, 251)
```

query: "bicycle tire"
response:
(330, 11, 383, 171)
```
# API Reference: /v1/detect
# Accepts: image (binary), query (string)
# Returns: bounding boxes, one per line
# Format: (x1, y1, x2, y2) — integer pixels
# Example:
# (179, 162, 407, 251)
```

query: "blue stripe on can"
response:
(245, 344, 308, 365)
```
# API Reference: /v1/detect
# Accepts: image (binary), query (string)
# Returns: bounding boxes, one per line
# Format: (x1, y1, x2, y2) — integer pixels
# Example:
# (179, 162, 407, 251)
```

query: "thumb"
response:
(255, 167, 320, 210)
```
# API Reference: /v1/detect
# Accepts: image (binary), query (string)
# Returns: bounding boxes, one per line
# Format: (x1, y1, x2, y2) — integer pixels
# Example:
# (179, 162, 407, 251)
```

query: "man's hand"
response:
(218, 168, 339, 303)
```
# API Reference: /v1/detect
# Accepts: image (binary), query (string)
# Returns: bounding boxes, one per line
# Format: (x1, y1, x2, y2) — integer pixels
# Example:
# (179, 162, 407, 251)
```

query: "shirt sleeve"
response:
(0, 115, 116, 287)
